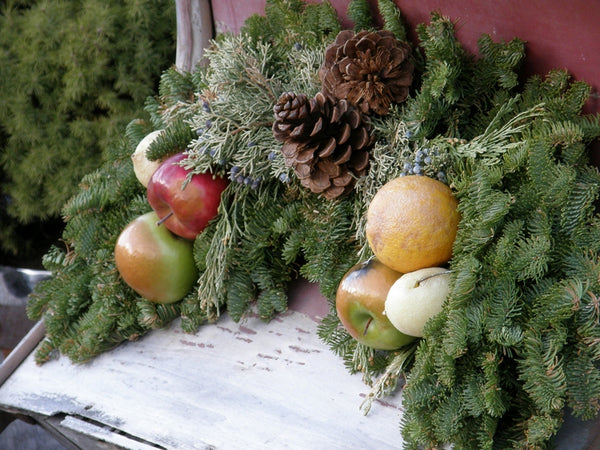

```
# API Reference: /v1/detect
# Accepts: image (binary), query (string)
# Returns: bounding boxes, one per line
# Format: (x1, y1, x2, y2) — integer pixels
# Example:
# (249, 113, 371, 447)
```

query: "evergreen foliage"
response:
(347, 0, 373, 31)
(0, 0, 176, 256)
(241, 0, 340, 48)
(377, 0, 407, 41)
(401, 85, 600, 448)
(27, 1, 600, 447)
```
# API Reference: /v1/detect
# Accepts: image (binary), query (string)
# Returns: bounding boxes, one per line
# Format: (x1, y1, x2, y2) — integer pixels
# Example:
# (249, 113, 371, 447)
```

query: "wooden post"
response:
(175, 0, 214, 72)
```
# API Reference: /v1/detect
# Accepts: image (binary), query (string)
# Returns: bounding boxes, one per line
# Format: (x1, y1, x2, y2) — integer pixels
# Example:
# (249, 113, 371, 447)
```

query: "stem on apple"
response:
(417, 270, 452, 286)
(363, 317, 373, 336)
(156, 211, 174, 226)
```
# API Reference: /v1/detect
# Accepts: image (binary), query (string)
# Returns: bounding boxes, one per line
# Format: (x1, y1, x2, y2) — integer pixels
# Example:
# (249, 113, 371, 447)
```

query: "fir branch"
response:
(377, 0, 407, 41)
(302, 1, 341, 37)
(316, 311, 356, 359)
(137, 301, 181, 329)
(476, 34, 525, 90)
(561, 181, 599, 237)
(241, 0, 340, 47)
(146, 117, 197, 161)
(480, 350, 511, 418)
(566, 340, 600, 419)
(401, 57, 600, 445)
(403, 10, 467, 138)
(125, 118, 155, 148)
(520, 330, 569, 411)
(226, 270, 256, 322)
(347, 0, 373, 31)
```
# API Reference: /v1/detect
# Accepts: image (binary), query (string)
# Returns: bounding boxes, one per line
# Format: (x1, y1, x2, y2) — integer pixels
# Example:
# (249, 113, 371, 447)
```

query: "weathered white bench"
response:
(0, 280, 407, 449)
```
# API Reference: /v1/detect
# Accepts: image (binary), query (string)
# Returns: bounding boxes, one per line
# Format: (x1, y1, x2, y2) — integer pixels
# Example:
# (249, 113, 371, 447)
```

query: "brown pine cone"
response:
(319, 29, 414, 116)
(273, 91, 372, 199)
(272, 92, 312, 143)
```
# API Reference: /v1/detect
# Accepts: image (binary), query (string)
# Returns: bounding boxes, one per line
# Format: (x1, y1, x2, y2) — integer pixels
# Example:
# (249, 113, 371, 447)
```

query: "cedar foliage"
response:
(27, 0, 600, 447)
(0, 0, 176, 256)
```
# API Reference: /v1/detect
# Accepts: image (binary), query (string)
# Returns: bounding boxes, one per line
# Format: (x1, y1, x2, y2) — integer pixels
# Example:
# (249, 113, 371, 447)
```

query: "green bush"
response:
(0, 0, 176, 261)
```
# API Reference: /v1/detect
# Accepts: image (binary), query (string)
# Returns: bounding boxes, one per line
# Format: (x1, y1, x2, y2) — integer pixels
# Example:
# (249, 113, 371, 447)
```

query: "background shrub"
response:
(0, 0, 176, 266)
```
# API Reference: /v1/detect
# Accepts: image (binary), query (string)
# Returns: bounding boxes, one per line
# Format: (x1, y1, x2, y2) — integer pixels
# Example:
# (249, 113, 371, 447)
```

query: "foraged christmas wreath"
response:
(29, 1, 600, 447)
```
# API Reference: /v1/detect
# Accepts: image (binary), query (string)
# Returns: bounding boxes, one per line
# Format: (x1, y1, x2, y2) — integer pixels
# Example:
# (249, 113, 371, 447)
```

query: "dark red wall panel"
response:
(391, 0, 600, 114)
(211, 0, 600, 114)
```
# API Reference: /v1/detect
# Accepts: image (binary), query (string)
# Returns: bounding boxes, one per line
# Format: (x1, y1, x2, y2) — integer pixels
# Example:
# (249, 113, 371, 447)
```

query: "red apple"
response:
(147, 153, 229, 240)
(115, 211, 198, 303)
(335, 258, 416, 350)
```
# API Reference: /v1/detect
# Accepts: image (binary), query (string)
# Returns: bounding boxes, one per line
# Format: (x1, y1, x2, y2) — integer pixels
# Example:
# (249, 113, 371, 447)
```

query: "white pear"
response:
(384, 267, 451, 337)
(131, 130, 165, 187)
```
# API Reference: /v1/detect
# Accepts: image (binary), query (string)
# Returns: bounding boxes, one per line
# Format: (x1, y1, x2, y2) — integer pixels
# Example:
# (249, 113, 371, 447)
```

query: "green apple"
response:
(114, 211, 198, 303)
(132, 130, 165, 187)
(385, 267, 451, 337)
(335, 258, 416, 350)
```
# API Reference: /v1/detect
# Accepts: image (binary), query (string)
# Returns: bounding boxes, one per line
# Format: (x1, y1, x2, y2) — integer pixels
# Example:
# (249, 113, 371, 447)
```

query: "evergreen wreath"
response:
(27, 0, 600, 448)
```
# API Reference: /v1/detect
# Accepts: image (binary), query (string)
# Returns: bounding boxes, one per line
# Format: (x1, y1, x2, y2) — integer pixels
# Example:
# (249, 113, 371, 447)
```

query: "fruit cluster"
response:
(335, 174, 459, 350)
(115, 133, 229, 304)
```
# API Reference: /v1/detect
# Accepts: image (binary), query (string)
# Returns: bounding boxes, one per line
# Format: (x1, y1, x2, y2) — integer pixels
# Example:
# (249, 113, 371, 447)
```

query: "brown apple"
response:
(335, 258, 416, 350)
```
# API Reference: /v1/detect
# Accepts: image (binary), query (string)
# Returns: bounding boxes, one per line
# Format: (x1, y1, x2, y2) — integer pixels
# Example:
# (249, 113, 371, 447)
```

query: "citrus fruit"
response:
(365, 175, 459, 273)
(335, 258, 415, 350)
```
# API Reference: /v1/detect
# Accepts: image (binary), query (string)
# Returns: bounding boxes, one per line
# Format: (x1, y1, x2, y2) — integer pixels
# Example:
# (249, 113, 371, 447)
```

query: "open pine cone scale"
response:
(273, 91, 373, 199)
(319, 29, 414, 116)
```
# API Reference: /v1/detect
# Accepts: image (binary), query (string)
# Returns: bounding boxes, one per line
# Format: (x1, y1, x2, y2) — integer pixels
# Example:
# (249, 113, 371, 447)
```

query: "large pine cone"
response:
(319, 29, 414, 116)
(272, 91, 372, 199)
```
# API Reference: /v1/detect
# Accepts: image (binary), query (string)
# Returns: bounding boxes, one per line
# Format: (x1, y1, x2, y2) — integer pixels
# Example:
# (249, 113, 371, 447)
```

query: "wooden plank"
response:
(0, 320, 46, 392)
(0, 281, 405, 449)
(175, 0, 213, 72)
(57, 416, 160, 450)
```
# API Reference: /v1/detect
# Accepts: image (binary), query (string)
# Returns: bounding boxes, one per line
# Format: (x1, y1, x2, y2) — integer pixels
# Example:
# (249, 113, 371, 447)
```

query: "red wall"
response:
(211, 0, 600, 115)
(391, 0, 600, 115)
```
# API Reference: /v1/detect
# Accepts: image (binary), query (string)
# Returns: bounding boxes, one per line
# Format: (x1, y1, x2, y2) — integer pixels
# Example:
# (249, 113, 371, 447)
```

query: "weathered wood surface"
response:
(0, 281, 406, 449)
(175, 0, 213, 72)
